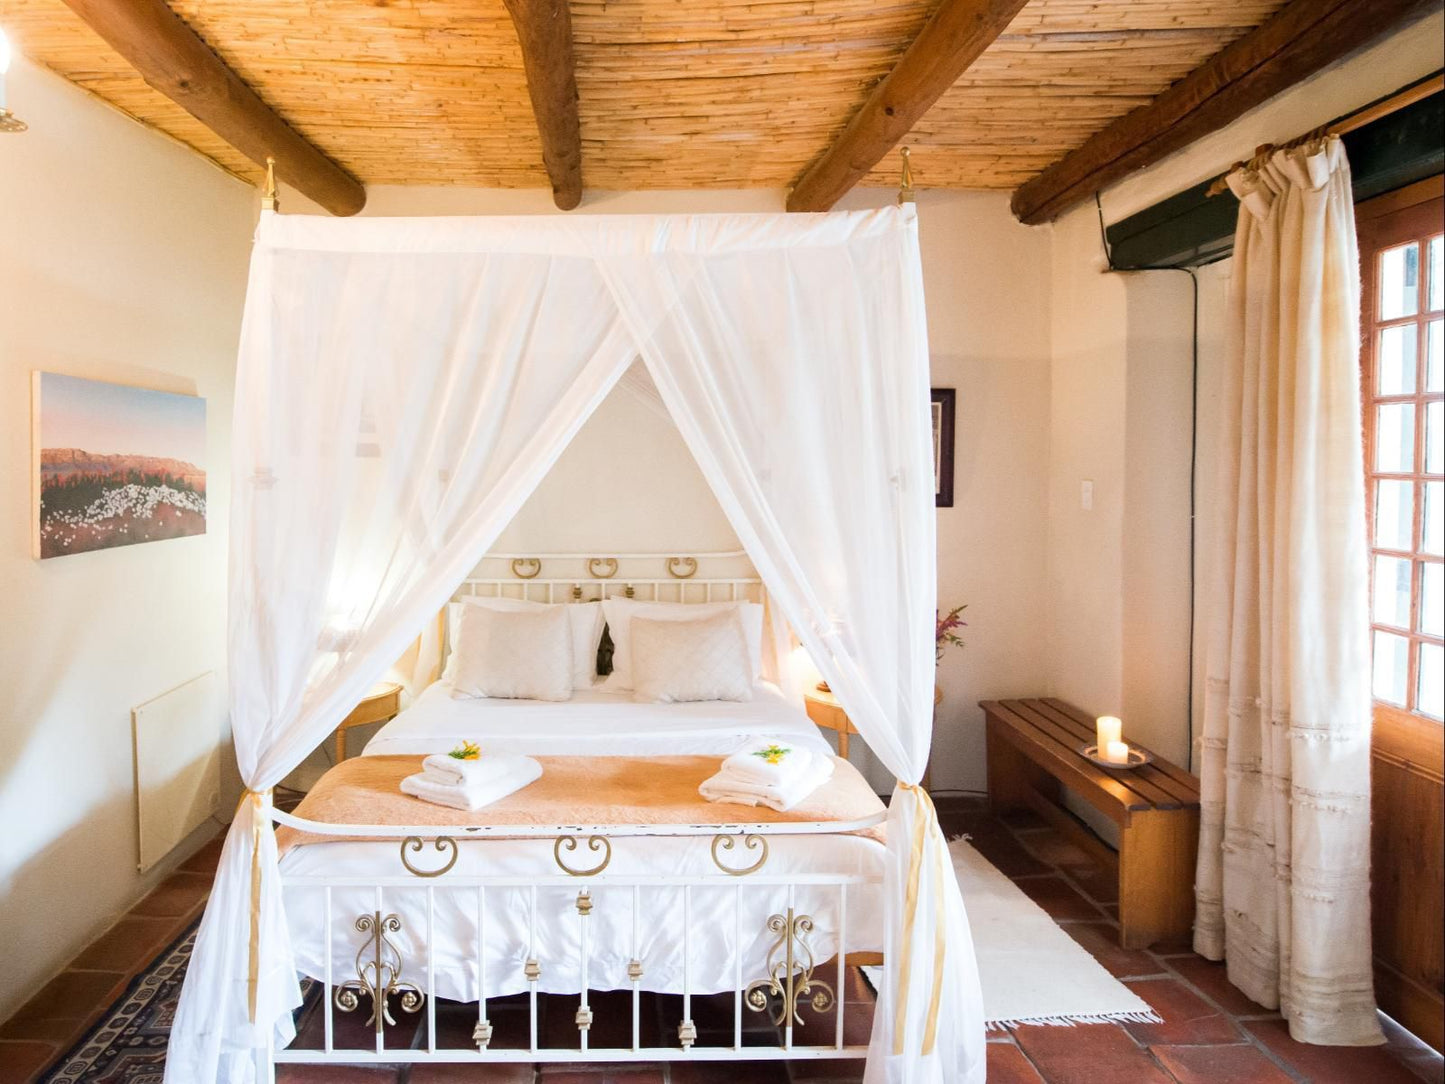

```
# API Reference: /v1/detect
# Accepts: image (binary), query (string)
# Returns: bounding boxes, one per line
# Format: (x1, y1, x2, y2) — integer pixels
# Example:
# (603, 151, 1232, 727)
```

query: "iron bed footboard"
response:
(257, 808, 886, 1081)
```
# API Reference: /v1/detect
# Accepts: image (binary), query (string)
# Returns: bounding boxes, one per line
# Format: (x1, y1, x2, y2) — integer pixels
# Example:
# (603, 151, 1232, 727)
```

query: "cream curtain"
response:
(164, 207, 984, 1084)
(1194, 137, 1382, 1046)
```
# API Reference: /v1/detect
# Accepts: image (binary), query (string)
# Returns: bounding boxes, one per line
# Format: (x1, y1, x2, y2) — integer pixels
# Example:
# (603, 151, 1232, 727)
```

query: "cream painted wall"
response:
(277, 182, 1054, 795)
(0, 59, 254, 1021)
(1045, 207, 1129, 723)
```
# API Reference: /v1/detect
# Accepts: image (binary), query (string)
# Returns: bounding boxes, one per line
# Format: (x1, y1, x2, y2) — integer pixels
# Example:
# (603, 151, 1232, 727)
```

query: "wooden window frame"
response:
(1357, 175, 1445, 768)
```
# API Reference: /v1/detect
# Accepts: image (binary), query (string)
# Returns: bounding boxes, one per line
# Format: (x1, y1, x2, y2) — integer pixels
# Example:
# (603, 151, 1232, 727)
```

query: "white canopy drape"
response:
(165, 206, 984, 1084)
(1195, 138, 1381, 1045)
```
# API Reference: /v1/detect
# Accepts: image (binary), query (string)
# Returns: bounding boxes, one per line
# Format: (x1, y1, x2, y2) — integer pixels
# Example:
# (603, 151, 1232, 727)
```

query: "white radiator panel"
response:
(132, 672, 221, 872)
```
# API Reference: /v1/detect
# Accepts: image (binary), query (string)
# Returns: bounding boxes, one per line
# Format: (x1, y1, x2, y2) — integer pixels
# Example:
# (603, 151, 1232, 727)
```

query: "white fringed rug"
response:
(866, 837, 1160, 1031)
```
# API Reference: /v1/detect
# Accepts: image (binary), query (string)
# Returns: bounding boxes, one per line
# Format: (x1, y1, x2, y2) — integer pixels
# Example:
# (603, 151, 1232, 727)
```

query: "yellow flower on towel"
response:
(449, 740, 481, 761)
(752, 744, 791, 765)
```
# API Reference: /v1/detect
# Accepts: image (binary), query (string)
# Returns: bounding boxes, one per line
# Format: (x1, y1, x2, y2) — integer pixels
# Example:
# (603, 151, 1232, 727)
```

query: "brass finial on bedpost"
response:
(897, 147, 915, 206)
(262, 156, 279, 212)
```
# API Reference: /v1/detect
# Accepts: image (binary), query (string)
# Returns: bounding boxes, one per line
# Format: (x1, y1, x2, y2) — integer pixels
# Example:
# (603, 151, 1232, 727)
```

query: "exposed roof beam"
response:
(60, 0, 364, 216)
(503, 0, 583, 210)
(786, 0, 1031, 213)
(1010, 0, 1441, 225)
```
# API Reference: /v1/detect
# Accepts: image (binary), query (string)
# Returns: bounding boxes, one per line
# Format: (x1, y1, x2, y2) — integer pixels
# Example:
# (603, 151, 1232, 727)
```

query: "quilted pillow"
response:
(601, 597, 764, 691)
(444, 598, 602, 689)
(450, 603, 573, 702)
(630, 609, 753, 703)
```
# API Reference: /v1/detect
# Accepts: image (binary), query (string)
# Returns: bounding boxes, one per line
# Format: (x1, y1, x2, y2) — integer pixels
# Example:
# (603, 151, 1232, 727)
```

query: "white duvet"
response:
(281, 682, 883, 1003)
(359, 679, 835, 759)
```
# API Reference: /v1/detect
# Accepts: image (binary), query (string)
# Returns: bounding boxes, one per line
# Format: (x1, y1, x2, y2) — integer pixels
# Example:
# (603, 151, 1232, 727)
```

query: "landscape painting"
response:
(32, 373, 206, 559)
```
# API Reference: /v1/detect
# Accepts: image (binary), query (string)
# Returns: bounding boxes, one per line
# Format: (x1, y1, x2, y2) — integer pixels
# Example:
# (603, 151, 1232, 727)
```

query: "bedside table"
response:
(804, 687, 861, 759)
(804, 685, 941, 789)
(334, 681, 403, 761)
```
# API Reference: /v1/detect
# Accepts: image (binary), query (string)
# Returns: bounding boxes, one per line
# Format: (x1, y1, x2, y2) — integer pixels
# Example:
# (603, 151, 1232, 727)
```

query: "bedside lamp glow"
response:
(0, 26, 28, 132)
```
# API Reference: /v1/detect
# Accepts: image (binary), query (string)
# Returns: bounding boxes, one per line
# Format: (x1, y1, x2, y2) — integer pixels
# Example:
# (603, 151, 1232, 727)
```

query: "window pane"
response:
(1430, 235, 1444, 313)
(1429, 400, 1443, 475)
(1429, 319, 1443, 393)
(1376, 403, 1416, 473)
(1376, 479, 1414, 550)
(1378, 324, 1419, 394)
(1426, 481, 1443, 556)
(1419, 642, 1443, 720)
(1373, 554, 1413, 627)
(1381, 243, 1421, 320)
(1421, 562, 1443, 637)
(1373, 629, 1410, 705)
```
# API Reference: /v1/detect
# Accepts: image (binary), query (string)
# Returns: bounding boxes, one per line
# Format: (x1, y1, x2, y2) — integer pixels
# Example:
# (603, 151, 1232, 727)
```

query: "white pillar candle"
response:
(1096, 715, 1122, 749)
(1104, 740, 1130, 765)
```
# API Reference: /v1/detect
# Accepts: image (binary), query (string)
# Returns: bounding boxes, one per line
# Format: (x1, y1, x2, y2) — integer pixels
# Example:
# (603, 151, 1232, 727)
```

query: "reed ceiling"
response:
(6, 0, 1290, 193)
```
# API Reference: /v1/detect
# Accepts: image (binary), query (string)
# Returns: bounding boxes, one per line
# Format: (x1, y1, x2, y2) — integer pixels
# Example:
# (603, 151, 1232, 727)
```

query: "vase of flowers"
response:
(935, 604, 967, 662)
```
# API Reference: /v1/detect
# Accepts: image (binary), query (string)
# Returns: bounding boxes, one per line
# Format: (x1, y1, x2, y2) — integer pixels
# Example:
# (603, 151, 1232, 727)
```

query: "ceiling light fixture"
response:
(0, 26, 28, 133)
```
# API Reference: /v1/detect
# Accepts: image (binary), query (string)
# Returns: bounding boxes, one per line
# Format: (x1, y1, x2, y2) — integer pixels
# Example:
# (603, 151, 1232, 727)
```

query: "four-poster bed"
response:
(164, 203, 983, 1084)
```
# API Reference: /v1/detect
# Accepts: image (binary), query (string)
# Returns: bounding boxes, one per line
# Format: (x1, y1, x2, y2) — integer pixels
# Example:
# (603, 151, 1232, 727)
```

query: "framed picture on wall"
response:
(32, 372, 207, 559)
(931, 388, 955, 508)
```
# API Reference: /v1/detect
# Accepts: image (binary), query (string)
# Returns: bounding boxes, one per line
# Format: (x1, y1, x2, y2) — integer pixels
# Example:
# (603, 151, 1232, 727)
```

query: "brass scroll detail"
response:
(711, 833, 769, 876)
(400, 835, 458, 878)
(588, 557, 618, 579)
(511, 558, 541, 579)
(667, 556, 698, 579)
(334, 912, 425, 1034)
(745, 908, 836, 1027)
(554, 834, 611, 876)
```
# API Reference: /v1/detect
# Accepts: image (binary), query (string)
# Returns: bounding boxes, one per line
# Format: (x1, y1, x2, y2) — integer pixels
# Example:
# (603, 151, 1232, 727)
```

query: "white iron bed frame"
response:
(259, 552, 884, 1079)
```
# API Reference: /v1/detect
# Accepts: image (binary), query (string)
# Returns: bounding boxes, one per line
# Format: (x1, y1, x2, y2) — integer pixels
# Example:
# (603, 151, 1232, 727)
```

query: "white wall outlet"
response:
(1081, 479, 1094, 511)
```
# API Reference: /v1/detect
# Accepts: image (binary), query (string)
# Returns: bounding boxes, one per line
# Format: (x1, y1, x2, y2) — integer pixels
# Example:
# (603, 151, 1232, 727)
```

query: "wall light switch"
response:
(1081, 479, 1094, 511)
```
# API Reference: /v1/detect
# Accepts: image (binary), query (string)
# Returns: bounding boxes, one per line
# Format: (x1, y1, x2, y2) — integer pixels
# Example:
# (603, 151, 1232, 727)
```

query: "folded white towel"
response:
(401, 756, 542, 811)
(421, 752, 531, 788)
(722, 739, 818, 786)
(699, 755, 835, 812)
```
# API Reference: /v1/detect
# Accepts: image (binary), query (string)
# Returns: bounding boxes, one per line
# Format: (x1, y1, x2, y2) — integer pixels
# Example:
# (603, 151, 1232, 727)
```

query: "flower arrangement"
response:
(935, 604, 968, 662)
(448, 740, 482, 761)
(752, 743, 792, 764)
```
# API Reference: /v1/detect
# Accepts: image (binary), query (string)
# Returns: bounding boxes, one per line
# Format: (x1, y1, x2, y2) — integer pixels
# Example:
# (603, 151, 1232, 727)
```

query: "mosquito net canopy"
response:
(165, 205, 983, 1084)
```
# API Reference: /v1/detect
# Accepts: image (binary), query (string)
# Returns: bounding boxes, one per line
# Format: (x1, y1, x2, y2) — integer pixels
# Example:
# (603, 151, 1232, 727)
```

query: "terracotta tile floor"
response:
(2, 807, 1441, 1084)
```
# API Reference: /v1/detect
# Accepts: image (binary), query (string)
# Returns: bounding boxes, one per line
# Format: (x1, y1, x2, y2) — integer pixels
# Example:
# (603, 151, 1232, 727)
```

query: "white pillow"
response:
(445, 598, 603, 689)
(601, 597, 764, 691)
(450, 604, 573, 702)
(631, 610, 753, 703)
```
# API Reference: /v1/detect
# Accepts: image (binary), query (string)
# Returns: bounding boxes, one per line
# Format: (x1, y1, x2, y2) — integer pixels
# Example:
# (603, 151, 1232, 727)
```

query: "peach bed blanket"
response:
(276, 754, 888, 855)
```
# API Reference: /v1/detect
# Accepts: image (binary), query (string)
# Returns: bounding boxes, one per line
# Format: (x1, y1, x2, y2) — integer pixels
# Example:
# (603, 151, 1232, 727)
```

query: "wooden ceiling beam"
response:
(60, 0, 364, 215)
(1010, 0, 1441, 225)
(786, 0, 1031, 213)
(503, 0, 582, 210)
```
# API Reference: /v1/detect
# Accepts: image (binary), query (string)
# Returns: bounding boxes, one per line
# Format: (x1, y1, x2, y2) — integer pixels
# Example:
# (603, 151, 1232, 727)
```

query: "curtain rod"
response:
(1203, 71, 1444, 198)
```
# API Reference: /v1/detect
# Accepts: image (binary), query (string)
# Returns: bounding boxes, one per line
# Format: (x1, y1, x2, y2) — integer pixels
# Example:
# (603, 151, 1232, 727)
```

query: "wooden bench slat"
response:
(982, 702, 1149, 817)
(1038, 697, 1202, 800)
(981, 695, 1199, 951)
(1001, 700, 1186, 810)
(1026, 699, 1201, 807)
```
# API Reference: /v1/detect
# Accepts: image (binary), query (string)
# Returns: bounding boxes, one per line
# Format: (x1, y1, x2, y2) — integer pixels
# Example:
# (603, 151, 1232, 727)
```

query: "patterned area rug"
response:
(41, 921, 195, 1083)
(42, 923, 201, 1083)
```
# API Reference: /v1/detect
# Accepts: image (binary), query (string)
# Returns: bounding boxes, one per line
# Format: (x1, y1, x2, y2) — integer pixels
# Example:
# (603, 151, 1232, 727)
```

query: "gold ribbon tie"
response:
(238, 787, 274, 1024)
(892, 782, 947, 1056)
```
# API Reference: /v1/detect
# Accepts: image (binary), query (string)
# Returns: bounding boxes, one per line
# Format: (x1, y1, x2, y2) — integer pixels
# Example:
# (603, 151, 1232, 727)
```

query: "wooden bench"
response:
(980, 697, 1201, 949)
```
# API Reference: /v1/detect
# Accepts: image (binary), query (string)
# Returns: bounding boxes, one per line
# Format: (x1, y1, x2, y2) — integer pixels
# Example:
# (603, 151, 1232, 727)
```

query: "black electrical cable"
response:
(1094, 192, 1201, 771)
